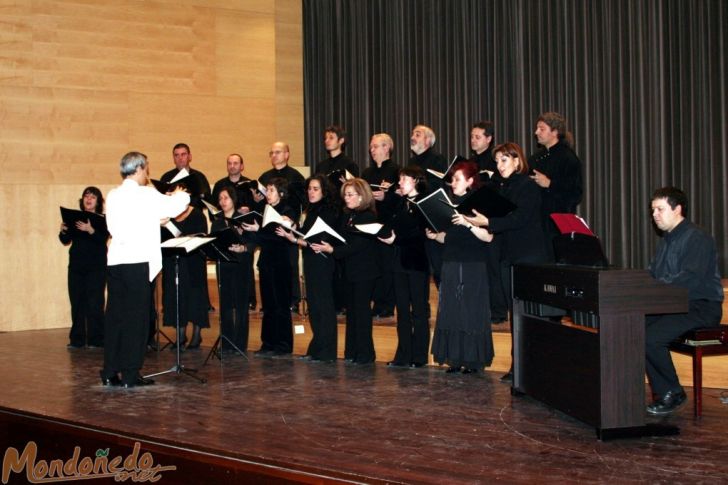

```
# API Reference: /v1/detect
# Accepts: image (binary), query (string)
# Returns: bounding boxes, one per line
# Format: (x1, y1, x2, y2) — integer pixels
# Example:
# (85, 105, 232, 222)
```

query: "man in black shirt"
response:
(160, 143, 211, 206)
(645, 187, 723, 416)
(211, 153, 254, 211)
(408, 125, 448, 190)
(316, 125, 360, 182)
(362, 133, 399, 319)
(470, 121, 496, 179)
(528, 112, 583, 260)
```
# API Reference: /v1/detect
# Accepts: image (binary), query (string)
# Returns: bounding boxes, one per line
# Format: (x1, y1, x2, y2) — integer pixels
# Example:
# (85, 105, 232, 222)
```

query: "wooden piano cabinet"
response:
(512, 264, 688, 440)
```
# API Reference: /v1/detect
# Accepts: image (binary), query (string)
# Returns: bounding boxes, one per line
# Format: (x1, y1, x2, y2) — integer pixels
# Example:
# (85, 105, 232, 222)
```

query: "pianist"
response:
(645, 187, 723, 415)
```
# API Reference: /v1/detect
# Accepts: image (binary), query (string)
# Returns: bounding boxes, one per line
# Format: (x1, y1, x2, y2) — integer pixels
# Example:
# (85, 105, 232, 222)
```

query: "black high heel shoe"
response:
(186, 325, 202, 350)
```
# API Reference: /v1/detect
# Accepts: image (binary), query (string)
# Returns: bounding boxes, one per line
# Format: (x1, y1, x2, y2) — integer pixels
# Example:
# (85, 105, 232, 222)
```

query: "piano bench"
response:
(669, 325, 728, 417)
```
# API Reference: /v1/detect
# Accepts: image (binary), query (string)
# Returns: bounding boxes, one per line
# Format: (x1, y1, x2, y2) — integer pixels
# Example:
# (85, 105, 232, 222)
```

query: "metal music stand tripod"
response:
(145, 242, 209, 384)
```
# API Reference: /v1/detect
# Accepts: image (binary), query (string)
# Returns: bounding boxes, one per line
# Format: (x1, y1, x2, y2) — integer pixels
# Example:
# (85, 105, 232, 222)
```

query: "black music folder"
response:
(426, 155, 466, 180)
(202, 228, 242, 262)
(414, 188, 455, 232)
(60, 207, 107, 236)
(151, 169, 203, 197)
(449, 186, 516, 218)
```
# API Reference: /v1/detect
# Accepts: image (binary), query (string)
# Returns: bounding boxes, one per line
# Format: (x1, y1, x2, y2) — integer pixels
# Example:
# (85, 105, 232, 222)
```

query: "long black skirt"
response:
(431, 261, 494, 369)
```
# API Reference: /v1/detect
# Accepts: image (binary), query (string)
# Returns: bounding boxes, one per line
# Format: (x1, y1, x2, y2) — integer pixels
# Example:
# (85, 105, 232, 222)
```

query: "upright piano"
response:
(512, 264, 688, 440)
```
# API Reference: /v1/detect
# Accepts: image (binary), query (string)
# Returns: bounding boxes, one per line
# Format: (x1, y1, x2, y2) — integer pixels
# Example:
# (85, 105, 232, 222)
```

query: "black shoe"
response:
(289, 304, 300, 314)
(100, 374, 122, 386)
(409, 362, 425, 368)
(378, 310, 394, 318)
(67, 343, 84, 349)
(123, 376, 155, 389)
(387, 361, 407, 367)
(254, 349, 274, 357)
(491, 316, 507, 324)
(500, 371, 513, 383)
(297, 355, 313, 361)
(249, 303, 257, 312)
(446, 366, 461, 373)
(646, 390, 687, 416)
(461, 367, 478, 374)
(170, 341, 186, 352)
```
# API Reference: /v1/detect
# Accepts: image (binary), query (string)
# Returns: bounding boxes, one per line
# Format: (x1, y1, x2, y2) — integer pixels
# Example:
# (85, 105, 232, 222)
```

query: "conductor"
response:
(101, 151, 190, 388)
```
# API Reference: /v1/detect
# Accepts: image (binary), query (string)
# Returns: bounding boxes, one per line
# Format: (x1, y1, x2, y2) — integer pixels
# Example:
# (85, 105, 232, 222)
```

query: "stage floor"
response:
(1, 328, 728, 484)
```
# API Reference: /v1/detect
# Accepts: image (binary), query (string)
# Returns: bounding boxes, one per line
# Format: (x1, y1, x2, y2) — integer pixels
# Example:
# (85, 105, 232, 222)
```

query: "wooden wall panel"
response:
(275, 0, 304, 163)
(128, 92, 277, 180)
(0, 85, 129, 184)
(216, 11, 275, 99)
(30, 0, 216, 95)
(0, 0, 304, 331)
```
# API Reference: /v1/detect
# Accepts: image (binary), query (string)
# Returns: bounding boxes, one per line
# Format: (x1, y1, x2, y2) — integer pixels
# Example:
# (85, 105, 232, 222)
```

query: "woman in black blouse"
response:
(210, 186, 252, 354)
(464, 142, 548, 380)
(59, 186, 109, 348)
(311, 179, 381, 365)
(277, 175, 340, 362)
(426, 162, 494, 374)
(379, 166, 431, 368)
(243, 177, 296, 356)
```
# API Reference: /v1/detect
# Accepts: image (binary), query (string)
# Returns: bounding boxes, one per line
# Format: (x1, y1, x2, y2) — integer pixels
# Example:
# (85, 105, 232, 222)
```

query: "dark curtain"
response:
(303, 0, 728, 273)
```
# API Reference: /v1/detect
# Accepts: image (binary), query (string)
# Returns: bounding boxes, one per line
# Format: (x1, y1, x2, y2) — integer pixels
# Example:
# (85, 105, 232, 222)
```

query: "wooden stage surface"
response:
(1, 327, 728, 484)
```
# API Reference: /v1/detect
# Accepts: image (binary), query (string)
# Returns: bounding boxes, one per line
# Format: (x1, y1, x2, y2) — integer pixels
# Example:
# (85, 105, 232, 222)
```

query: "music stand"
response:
(202, 230, 250, 365)
(148, 275, 174, 351)
(144, 236, 214, 384)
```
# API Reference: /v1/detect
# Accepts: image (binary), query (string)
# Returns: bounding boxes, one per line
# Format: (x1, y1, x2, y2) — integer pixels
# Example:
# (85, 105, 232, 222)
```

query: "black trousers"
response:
(371, 244, 395, 314)
(67, 265, 106, 347)
(289, 244, 301, 306)
(218, 258, 251, 351)
(645, 299, 722, 397)
(344, 279, 377, 363)
(259, 258, 293, 353)
(103, 263, 150, 384)
(304, 253, 337, 361)
(391, 269, 430, 365)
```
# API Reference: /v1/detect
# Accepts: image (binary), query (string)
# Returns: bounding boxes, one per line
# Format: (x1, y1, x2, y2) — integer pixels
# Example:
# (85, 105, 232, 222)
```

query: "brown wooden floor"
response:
(1, 328, 728, 484)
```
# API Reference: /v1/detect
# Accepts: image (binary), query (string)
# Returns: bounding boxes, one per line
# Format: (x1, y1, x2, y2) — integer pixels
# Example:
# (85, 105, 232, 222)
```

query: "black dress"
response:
(210, 218, 252, 352)
(386, 193, 431, 366)
(59, 215, 109, 347)
(332, 210, 382, 364)
(431, 194, 493, 370)
(254, 202, 296, 354)
(300, 201, 341, 361)
(161, 208, 210, 331)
